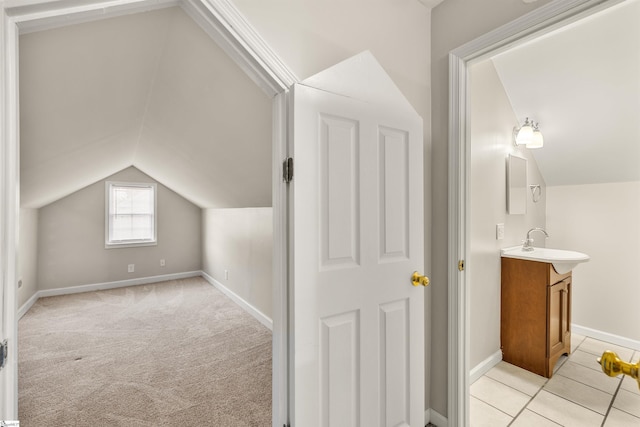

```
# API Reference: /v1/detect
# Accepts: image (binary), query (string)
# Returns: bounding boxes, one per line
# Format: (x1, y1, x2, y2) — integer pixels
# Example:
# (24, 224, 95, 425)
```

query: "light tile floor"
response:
(471, 334, 640, 426)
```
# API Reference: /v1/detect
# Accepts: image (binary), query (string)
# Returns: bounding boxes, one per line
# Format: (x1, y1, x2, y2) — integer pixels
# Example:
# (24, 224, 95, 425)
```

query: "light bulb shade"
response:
(515, 124, 534, 145)
(528, 130, 544, 148)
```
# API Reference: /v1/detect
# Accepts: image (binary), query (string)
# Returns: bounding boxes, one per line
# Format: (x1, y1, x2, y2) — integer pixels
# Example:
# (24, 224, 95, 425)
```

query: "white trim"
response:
(38, 270, 201, 298)
(17, 271, 201, 317)
(0, 10, 20, 418)
(271, 91, 290, 427)
(200, 271, 273, 330)
(1, 0, 295, 420)
(17, 291, 39, 320)
(426, 408, 448, 427)
(470, 350, 503, 385)
(447, 0, 623, 425)
(447, 50, 470, 427)
(18, 271, 277, 334)
(14, 0, 181, 35)
(180, 0, 298, 98)
(573, 324, 640, 352)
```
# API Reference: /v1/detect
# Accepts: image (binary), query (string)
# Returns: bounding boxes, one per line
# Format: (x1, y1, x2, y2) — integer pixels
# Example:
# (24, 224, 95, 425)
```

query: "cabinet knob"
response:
(598, 351, 639, 389)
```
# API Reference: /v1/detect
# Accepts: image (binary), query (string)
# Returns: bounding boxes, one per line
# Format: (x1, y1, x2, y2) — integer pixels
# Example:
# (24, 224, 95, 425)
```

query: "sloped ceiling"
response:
(20, 6, 272, 209)
(491, 0, 640, 186)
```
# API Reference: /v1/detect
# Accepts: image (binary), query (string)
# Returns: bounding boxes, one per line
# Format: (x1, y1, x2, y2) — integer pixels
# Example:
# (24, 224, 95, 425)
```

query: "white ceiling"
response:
(491, 0, 640, 186)
(20, 6, 272, 209)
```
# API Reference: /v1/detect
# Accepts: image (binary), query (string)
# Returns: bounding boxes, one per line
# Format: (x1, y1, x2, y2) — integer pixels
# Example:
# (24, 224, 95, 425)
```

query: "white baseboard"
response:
(426, 408, 448, 427)
(38, 271, 202, 298)
(572, 324, 640, 351)
(200, 271, 273, 331)
(17, 291, 40, 319)
(18, 271, 273, 332)
(18, 271, 202, 318)
(470, 349, 503, 384)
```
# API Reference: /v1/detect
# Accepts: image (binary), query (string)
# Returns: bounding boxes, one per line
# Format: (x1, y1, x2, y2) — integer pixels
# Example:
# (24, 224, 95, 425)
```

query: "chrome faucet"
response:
(522, 227, 549, 251)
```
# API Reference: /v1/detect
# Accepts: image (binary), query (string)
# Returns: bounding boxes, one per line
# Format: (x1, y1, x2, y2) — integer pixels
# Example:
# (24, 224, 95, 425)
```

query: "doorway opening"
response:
(447, 0, 634, 424)
(1, 0, 295, 423)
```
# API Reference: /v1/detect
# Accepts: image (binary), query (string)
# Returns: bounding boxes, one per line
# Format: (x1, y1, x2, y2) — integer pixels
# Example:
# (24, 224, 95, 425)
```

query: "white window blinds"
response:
(106, 182, 157, 247)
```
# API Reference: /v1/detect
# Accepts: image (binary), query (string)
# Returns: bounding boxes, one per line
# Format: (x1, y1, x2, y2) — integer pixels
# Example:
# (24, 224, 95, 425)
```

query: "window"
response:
(106, 182, 157, 248)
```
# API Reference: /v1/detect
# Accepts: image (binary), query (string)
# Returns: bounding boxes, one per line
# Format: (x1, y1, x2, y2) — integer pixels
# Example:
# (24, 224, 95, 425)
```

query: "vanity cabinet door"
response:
(502, 258, 573, 377)
(548, 277, 571, 361)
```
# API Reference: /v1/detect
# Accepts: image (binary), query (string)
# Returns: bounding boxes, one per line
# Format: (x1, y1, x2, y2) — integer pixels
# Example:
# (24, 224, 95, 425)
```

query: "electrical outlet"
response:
(160, 259, 166, 267)
(496, 223, 505, 240)
(225, 270, 229, 280)
(128, 264, 135, 273)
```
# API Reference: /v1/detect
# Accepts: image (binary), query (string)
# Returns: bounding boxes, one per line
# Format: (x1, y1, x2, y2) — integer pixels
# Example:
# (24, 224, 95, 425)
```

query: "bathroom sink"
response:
(501, 246, 590, 274)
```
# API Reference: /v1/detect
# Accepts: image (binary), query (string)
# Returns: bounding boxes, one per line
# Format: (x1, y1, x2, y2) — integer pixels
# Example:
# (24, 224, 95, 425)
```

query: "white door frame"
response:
(447, 0, 625, 424)
(0, 0, 298, 424)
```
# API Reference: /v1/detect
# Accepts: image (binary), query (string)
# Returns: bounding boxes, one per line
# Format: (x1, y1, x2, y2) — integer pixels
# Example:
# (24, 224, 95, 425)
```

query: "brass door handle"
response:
(598, 351, 640, 389)
(411, 271, 430, 287)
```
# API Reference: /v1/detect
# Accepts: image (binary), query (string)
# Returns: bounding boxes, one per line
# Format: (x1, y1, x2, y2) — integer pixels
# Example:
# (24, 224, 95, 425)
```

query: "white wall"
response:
(431, 0, 552, 415)
(233, 0, 431, 119)
(134, 7, 273, 209)
(547, 182, 640, 344)
(20, 7, 272, 210)
(37, 167, 202, 290)
(202, 208, 272, 320)
(18, 209, 39, 308)
(469, 59, 547, 369)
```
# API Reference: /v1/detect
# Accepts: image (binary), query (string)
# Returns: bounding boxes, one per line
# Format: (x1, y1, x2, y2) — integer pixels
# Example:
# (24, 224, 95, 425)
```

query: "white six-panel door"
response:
(290, 54, 424, 427)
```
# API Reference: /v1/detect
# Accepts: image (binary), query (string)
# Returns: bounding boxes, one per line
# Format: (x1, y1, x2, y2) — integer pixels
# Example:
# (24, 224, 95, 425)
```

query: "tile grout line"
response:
(474, 337, 638, 426)
(542, 348, 618, 422)
(507, 338, 610, 425)
(478, 363, 554, 425)
(608, 387, 640, 421)
(472, 397, 515, 422)
(506, 380, 555, 426)
(471, 376, 521, 422)
(599, 380, 621, 426)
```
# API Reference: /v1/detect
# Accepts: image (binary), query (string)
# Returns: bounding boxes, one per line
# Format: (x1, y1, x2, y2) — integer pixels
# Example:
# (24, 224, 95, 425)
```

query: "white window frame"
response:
(105, 181, 158, 248)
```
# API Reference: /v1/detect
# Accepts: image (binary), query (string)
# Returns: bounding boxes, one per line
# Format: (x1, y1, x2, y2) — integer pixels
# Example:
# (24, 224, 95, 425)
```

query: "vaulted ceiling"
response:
(20, 6, 272, 209)
(491, 0, 640, 186)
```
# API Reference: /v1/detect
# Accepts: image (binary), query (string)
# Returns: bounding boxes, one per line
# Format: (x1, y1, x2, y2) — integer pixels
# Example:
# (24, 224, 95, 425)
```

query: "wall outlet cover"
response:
(496, 223, 505, 240)
(128, 264, 135, 273)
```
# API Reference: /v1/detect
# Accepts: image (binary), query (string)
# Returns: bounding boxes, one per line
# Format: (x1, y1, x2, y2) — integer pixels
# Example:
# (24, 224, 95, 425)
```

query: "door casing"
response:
(0, 0, 298, 424)
(447, 0, 626, 425)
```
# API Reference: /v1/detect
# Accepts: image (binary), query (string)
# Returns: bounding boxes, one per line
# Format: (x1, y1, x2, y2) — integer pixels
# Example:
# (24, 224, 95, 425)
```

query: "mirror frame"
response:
(507, 154, 527, 215)
(446, 0, 625, 424)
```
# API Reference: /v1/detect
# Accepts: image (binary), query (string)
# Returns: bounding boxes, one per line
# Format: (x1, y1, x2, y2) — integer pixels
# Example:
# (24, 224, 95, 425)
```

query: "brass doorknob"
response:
(411, 271, 430, 287)
(598, 351, 640, 389)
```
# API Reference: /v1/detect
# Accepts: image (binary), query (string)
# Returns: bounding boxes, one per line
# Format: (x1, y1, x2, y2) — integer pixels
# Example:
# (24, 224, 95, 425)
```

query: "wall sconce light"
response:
(514, 117, 544, 149)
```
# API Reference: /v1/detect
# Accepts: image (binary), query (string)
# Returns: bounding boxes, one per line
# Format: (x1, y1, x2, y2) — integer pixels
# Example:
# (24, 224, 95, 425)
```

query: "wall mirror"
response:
(507, 154, 527, 214)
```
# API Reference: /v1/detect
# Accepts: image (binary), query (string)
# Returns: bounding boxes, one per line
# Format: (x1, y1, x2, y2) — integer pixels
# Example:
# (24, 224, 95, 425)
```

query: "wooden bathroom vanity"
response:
(501, 257, 572, 378)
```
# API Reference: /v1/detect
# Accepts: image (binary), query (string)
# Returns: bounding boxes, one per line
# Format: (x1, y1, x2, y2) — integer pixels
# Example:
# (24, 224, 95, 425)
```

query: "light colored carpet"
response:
(18, 277, 272, 426)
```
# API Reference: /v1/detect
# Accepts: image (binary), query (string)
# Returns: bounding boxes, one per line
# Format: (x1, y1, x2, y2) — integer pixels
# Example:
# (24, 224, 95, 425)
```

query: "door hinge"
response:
(283, 157, 293, 183)
(0, 339, 7, 371)
(458, 260, 465, 271)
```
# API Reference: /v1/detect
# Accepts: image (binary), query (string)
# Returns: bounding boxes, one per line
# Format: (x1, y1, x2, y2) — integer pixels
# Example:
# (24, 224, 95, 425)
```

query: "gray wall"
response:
(469, 59, 547, 369)
(202, 208, 273, 320)
(37, 166, 202, 290)
(431, 0, 552, 416)
(18, 209, 39, 307)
